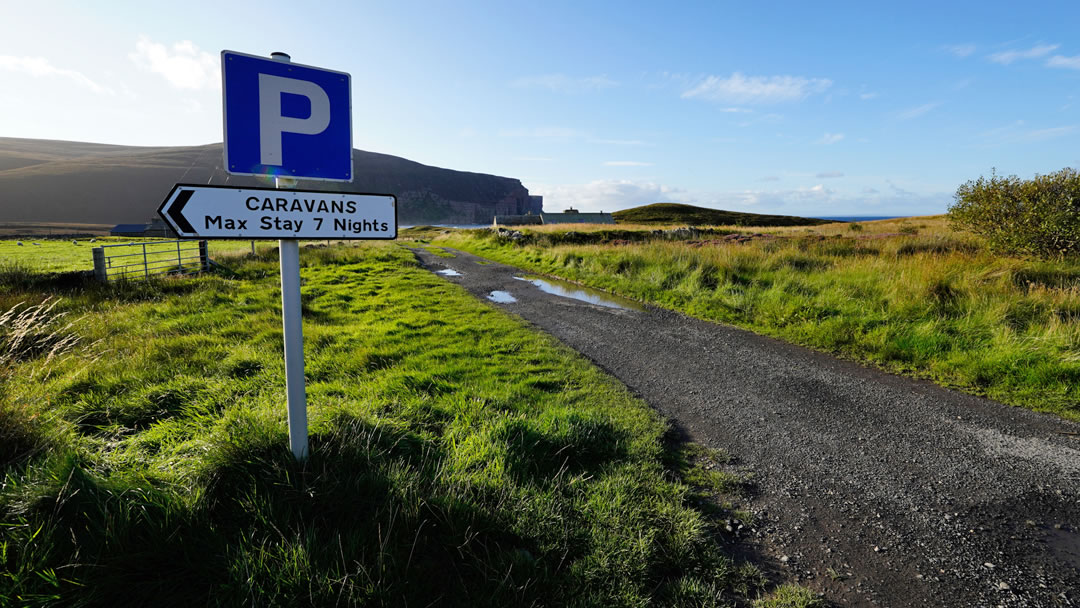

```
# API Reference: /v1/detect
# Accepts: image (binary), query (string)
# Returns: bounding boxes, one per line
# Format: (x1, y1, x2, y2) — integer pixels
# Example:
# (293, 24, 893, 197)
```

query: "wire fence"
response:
(92, 240, 208, 282)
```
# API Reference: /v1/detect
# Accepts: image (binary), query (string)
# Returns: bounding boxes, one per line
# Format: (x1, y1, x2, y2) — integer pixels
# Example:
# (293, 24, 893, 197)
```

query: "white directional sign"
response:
(158, 184, 396, 239)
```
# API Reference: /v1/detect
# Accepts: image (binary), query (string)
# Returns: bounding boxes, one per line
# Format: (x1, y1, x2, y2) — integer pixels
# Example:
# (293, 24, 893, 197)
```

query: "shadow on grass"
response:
(1, 412, 547, 607)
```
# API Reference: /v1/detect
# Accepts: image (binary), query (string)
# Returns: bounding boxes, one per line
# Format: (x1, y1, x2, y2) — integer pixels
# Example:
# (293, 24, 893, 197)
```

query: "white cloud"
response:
(817, 132, 844, 145)
(603, 161, 653, 166)
(511, 74, 618, 92)
(129, 35, 219, 90)
(533, 179, 683, 212)
(515, 157, 554, 162)
(706, 183, 835, 210)
(682, 72, 832, 104)
(532, 179, 947, 216)
(859, 92, 879, 100)
(988, 44, 1059, 65)
(735, 113, 784, 128)
(816, 171, 844, 178)
(952, 77, 975, 90)
(983, 122, 1076, 144)
(702, 182, 947, 215)
(719, 107, 752, 113)
(181, 99, 202, 113)
(1047, 55, 1080, 70)
(759, 175, 780, 182)
(897, 102, 940, 120)
(502, 128, 649, 144)
(590, 138, 648, 145)
(1023, 125, 1076, 140)
(498, 126, 582, 138)
(0, 55, 112, 94)
(943, 44, 976, 58)
(886, 180, 916, 197)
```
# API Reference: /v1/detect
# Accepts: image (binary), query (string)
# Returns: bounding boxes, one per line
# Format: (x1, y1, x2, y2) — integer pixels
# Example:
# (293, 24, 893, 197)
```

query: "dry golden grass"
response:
(503, 215, 953, 238)
(763, 215, 951, 237)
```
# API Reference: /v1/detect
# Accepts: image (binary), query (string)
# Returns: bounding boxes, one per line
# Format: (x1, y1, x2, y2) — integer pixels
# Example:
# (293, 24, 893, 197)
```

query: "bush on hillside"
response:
(949, 168, 1080, 259)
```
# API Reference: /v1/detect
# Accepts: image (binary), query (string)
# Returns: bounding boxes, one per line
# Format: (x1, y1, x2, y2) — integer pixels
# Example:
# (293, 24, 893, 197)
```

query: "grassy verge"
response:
(435, 224, 1080, 421)
(1, 243, 772, 606)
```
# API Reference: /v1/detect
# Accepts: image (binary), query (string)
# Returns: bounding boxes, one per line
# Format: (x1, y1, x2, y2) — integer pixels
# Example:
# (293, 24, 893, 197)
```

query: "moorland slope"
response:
(0, 137, 541, 226)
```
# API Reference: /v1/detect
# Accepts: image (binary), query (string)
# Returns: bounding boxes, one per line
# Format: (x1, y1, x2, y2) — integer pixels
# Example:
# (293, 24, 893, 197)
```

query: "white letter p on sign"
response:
(258, 74, 331, 167)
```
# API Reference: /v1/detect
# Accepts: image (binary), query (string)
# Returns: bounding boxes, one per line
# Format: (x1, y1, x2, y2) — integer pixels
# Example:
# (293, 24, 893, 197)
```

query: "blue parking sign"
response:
(221, 50, 352, 182)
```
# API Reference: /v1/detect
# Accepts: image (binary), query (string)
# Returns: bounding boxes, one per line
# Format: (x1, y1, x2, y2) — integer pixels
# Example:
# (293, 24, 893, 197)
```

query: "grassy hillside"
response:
(437, 220, 1080, 422)
(0, 244, 776, 606)
(613, 203, 835, 227)
(0, 138, 536, 226)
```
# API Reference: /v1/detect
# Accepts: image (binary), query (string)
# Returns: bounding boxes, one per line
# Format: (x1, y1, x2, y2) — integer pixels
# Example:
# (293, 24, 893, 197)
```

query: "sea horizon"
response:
(811, 215, 909, 222)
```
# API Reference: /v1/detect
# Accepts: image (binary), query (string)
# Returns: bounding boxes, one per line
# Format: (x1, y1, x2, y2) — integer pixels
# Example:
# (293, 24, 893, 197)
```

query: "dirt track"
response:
(412, 247, 1080, 607)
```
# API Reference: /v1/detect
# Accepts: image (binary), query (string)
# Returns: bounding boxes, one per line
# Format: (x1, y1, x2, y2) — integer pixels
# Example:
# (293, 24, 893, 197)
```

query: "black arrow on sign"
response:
(168, 189, 196, 234)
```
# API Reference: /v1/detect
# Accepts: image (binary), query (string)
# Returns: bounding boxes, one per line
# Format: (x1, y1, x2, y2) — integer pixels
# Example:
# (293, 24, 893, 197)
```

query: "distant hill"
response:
(0, 138, 541, 226)
(613, 202, 835, 227)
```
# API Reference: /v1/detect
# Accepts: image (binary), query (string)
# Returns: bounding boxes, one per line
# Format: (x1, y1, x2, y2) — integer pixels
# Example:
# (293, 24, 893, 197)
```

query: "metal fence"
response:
(92, 240, 209, 282)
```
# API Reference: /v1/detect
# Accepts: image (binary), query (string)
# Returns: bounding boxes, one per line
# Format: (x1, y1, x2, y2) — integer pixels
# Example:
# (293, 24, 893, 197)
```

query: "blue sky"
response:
(2, 0, 1079, 215)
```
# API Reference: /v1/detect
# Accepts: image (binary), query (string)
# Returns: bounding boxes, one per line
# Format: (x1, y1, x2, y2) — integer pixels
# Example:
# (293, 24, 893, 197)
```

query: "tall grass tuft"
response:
(0, 298, 82, 379)
(0, 261, 36, 291)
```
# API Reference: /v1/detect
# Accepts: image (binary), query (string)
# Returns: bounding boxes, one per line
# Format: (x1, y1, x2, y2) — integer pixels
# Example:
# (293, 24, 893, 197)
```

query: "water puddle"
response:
(1047, 526, 1080, 571)
(513, 275, 643, 311)
(436, 268, 462, 277)
(487, 291, 517, 303)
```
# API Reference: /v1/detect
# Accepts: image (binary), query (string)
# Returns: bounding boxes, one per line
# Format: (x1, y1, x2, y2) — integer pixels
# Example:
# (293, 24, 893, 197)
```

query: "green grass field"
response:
(0, 238, 293, 274)
(0, 243, 797, 606)
(434, 221, 1080, 422)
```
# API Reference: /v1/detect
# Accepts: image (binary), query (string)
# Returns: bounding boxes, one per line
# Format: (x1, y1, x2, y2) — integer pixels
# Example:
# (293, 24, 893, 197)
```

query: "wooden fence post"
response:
(92, 247, 107, 282)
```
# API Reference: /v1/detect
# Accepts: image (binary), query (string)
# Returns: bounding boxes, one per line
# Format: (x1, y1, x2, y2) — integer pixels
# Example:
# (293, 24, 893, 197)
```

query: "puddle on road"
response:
(1047, 526, 1080, 571)
(436, 269, 462, 277)
(513, 275, 644, 311)
(487, 291, 517, 303)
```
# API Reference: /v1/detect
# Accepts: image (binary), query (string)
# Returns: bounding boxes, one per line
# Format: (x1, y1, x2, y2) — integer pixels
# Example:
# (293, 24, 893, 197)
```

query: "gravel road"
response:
(411, 247, 1080, 607)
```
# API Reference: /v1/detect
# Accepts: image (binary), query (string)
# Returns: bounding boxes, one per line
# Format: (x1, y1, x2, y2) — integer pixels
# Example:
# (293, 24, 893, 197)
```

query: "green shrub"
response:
(949, 168, 1080, 259)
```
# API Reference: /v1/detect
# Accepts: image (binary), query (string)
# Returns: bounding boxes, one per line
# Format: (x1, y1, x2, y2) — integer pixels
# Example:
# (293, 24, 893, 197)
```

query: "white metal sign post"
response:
(273, 53, 316, 463)
(159, 50, 394, 462)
